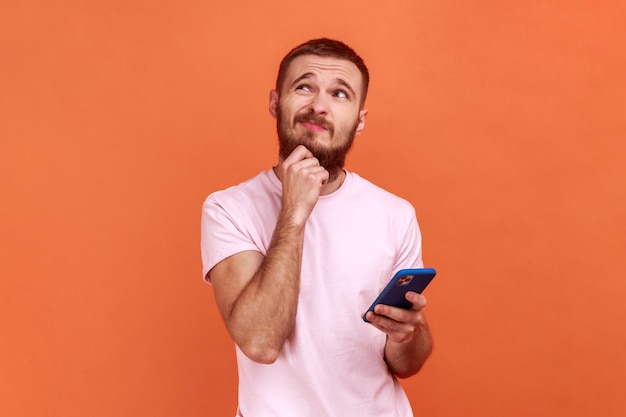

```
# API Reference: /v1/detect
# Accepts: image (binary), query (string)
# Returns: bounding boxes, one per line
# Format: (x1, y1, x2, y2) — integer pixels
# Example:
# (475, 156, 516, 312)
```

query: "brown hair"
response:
(275, 38, 370, 106)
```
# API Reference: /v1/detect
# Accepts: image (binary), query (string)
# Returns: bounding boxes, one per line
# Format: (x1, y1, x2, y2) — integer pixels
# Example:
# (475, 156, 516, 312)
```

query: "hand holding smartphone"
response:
(363, 268, 436, 323)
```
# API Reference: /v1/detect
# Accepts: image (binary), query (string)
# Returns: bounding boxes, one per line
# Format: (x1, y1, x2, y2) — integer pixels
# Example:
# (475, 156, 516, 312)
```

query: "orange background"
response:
(1, 1, 625, 416)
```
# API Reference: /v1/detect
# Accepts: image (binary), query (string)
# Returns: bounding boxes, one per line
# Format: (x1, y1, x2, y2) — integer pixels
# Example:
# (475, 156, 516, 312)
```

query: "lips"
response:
(300, 120, 327, 132)
(294, 114, 332, 133)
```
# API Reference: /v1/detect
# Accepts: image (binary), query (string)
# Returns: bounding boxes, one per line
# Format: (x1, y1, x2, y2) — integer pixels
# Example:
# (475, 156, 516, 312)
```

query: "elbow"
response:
(239, 342, 281, 364)
(393, 363, 425, 379)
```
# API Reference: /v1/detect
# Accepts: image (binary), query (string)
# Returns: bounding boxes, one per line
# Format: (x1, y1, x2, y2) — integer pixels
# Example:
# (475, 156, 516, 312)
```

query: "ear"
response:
(355, 108, 368, 136)
(269, 89, 279, 119)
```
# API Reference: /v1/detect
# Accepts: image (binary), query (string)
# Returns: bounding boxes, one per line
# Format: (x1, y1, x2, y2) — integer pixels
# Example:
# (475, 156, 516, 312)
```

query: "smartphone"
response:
(362, 268, 436, 322)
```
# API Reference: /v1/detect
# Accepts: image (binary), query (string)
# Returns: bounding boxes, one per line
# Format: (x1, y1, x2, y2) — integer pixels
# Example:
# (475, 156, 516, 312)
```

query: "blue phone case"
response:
(363, 268, 436, 322)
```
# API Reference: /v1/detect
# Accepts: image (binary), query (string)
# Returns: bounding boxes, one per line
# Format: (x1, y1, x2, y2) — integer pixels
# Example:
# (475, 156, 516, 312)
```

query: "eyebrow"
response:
(290, 73, 357, 98)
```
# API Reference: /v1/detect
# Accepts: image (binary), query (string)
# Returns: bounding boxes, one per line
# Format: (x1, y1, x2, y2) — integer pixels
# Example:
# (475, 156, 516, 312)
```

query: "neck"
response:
(320, 169, 346, 195)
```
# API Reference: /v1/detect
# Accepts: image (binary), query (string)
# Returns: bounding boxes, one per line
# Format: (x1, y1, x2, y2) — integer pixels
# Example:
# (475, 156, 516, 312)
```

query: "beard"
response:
(276, 105, 359, 182)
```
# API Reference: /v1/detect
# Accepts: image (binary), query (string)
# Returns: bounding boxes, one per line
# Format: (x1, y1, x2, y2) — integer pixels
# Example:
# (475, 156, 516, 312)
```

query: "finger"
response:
(366, 311, 415, 337)
(289, 157, 323, 171)
(405, 292, 427, 310)
(283, 151, 322, 175)
(374, 303, 422, 325)
(284, 145, 314, 163)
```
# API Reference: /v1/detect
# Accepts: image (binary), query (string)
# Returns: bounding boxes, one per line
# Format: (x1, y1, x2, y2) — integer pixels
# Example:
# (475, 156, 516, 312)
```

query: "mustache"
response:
(293, 113, 334, 133)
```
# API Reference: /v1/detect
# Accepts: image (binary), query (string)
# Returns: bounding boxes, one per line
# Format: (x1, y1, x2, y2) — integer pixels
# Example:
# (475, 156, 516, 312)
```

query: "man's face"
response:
(270, 55, 368, 181)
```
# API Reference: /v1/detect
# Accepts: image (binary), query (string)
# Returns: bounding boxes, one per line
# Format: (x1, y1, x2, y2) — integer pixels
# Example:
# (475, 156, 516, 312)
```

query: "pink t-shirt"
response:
(201, 169, 423, 417)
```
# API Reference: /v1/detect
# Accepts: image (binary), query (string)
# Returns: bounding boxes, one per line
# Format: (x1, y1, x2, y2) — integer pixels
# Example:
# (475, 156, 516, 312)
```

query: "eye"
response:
(333, 90, 348, 99)
(295, 84, 312, 92)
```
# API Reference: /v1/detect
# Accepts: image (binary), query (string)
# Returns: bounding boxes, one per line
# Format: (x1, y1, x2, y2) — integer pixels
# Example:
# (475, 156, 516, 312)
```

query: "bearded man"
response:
(201, 38, 433, 417)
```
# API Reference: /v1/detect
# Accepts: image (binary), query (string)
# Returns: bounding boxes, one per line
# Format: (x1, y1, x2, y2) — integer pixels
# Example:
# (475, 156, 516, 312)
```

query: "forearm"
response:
(214, 146, 327, 363)
(384, 318, 433, 378)
(226, 214, 305, 363)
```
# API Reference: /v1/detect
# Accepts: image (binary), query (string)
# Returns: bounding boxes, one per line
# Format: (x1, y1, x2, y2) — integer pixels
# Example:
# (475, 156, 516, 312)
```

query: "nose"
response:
(309, 92, 329, 115)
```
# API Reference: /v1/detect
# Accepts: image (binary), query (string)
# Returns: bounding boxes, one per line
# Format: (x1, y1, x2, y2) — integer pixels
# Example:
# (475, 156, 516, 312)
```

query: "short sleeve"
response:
(200, 196, 260, 283)
(392, 204, 423, 271)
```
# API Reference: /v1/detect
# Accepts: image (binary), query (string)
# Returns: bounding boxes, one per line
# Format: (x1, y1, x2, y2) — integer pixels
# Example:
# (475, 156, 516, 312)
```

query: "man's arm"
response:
(210, 219, 304, 364)
(365, 292, 433, 378)
(209, 145, 328, 364)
